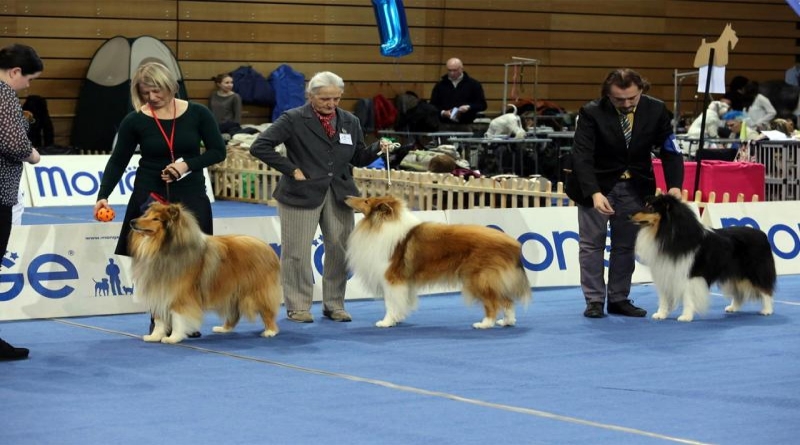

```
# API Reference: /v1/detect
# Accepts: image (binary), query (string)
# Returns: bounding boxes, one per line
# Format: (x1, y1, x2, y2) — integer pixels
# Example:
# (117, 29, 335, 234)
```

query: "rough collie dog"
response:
(345, 195, 531, 328)
(129, 202, 281, 343)
(630, 194, 775, 322)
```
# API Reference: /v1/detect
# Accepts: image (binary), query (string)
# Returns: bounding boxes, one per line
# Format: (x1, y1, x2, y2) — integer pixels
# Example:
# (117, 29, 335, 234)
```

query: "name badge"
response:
(339, 132, 353, 145)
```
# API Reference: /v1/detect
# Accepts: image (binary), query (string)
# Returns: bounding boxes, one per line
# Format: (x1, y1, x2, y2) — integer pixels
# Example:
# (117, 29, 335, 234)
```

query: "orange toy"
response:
(95, 207, 116, 222)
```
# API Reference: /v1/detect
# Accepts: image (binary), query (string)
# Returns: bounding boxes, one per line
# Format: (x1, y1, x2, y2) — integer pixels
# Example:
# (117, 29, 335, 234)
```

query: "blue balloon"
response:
(372, 0, 413, 57)
(788, 0, 800, 16)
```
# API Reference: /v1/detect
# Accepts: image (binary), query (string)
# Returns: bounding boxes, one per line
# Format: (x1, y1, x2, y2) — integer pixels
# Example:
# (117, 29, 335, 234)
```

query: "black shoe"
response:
(0, 337, 29, 361)
(583, 302, 605, 318)
(607, 299, 647, 317)
(187, 331, 202, 338)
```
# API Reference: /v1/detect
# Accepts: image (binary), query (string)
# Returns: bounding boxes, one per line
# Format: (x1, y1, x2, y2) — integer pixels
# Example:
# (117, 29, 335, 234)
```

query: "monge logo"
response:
(1, 250, 79, 301)
(720, 216, 800, 260)
(35, 165, 137, 198)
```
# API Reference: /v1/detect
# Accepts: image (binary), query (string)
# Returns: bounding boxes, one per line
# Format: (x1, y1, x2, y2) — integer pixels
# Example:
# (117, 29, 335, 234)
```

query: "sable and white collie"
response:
(345, 195, 531, 328)
(630, 194, 775, 322)
(129, 202, 282, 343)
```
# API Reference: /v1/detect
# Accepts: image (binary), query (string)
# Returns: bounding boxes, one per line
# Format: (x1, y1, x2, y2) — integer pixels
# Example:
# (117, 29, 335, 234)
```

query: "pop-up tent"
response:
(70, 35, 187, 153)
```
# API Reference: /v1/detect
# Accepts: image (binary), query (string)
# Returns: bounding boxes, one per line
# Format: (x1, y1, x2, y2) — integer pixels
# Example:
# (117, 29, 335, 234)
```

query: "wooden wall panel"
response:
(0, 0, 796, 147)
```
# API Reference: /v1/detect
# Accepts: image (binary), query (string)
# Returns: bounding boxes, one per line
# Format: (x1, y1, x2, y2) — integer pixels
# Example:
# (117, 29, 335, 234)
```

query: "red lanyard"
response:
(149, 101, 176, 162)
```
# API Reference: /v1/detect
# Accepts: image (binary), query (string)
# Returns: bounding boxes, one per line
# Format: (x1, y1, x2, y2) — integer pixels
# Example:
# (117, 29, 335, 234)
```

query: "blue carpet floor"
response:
(6, 202, 799, 444)
(2, 280, 799, 445)
(20, 199, 277, 225)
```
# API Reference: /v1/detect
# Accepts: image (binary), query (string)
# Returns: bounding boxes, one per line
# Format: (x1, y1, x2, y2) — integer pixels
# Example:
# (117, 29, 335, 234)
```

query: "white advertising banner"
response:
(23, 154, 214, 207)
(702, 201, 800, 276)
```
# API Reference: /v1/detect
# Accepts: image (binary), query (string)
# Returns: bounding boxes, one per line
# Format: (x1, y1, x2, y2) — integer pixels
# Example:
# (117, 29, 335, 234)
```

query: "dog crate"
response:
(750, 140, 800, 201)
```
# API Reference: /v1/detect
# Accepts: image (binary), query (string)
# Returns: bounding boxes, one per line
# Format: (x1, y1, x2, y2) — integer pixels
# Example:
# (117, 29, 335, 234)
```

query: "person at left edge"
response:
(249, 71, 391, 324)
(93, 62, 226, 336)
(0, 43, 42, 361)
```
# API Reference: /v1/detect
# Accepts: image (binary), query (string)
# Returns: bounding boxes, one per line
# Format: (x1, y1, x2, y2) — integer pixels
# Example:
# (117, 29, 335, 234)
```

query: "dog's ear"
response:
(376, 201, 394, 217)
(166, 204, 181, 222)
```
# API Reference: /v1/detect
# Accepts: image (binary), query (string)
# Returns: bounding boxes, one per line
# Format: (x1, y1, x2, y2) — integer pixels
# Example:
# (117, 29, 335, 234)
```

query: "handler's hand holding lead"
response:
(379, 138, 393, 153)
(161, 163, 182, 182)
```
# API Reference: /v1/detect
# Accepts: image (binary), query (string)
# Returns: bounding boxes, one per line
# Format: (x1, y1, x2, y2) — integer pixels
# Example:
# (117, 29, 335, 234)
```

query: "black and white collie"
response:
(630, 194, 775, 322)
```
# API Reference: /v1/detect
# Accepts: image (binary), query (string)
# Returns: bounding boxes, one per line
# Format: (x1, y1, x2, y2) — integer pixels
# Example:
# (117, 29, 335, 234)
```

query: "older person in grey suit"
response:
(250, 71, 390, 323)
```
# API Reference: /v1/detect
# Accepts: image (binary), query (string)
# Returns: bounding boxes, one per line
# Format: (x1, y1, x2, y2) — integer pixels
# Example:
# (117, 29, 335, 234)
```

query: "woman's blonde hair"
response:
(130, 61, 179, 110)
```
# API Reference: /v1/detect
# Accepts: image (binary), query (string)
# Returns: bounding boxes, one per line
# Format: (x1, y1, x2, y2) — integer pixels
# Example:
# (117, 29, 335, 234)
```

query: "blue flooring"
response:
(2, 281, 799, 445)
(20, 199, 277, 225)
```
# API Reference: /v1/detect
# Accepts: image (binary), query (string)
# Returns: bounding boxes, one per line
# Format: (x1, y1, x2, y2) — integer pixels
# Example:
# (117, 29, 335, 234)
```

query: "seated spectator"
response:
(722, 110, 760, 142)
(742, 81, 777, 130)
(209, 72, 242, 137)
(429, 58, 487, 130)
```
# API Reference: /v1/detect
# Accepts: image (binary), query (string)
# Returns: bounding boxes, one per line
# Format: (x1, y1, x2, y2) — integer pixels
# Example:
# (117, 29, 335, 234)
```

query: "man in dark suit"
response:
(566, 68, 684, 318)
(250, 71, 389, 323)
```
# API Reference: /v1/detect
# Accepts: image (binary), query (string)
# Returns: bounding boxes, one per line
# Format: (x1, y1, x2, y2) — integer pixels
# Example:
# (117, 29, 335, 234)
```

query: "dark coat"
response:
(566, 94, 684, 207)
(429, 72, 487, 124)
(249, 103, 380, 208)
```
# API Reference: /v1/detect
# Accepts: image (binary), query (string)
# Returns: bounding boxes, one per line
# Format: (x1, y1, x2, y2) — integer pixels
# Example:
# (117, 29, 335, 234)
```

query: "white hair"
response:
(306, 71, 344, 96)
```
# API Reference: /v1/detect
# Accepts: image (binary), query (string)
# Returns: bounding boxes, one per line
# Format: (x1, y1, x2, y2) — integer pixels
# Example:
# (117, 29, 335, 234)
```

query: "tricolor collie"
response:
(630, 194, 775, 322)
(129, 202, 282, 343)
(345, 195, 531, 328)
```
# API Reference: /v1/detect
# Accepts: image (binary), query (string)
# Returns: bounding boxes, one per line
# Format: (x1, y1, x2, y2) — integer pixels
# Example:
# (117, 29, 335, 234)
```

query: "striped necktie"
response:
(620, 112, 632, 147)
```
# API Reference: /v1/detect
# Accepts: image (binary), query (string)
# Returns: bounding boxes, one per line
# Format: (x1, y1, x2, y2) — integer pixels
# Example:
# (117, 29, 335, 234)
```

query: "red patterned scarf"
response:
(314, 109, 336, 138)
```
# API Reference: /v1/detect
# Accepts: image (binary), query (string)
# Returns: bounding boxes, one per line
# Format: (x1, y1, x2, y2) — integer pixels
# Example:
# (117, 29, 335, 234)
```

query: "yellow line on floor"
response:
(53, 317, 712, 445)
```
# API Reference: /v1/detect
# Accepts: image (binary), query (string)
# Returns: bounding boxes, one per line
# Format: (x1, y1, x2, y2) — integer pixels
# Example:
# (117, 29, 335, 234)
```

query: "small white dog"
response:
(485, 104, 527, 139)
(686, 100, 730, 139)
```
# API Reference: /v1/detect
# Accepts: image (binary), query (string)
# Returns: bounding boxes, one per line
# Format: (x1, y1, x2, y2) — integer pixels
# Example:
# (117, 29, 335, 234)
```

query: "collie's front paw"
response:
(496, 318, 516, 327)
(161, 335, 185, 344)
(376, 318, 397, 328)
(212, 325, 233, 333)
(677, 313, 694, 322)
(651, 312, 668, 320)
(724, 304, 738, 313)
(261, 329, 278, 338)
(472, 318, 495, 329)
(759, 308, 773, 316)
(142, 333, 163, 342)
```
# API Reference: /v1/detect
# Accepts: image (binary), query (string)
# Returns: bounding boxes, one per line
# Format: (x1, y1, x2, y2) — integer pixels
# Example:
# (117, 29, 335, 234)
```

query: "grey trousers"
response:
(577, 181, 643, 305)
(277, 188, 354, 313)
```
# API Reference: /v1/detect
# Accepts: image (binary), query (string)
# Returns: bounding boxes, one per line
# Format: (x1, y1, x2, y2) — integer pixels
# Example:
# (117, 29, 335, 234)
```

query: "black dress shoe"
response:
(607, 299, 647, 317)
(187, 331, 202, 338)
(583, 302, 605, 318)
(0, 337, 29, 361)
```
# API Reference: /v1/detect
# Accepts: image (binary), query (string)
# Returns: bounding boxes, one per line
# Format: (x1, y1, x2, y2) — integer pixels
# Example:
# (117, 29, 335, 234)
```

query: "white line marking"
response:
(52, 318, 713, 445)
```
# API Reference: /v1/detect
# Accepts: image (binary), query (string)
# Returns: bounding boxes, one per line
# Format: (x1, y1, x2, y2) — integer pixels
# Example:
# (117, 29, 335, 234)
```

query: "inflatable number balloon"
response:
(372, 0, 413, 57)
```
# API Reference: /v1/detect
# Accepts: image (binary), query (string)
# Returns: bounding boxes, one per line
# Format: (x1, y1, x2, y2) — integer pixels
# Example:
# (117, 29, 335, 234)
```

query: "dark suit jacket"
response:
(566, 94, 684, 207)
(249, 103, 380, 208)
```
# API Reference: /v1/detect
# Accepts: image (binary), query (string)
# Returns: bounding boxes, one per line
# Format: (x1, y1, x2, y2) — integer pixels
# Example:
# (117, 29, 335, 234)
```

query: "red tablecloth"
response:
(653, 159, 764, 201)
